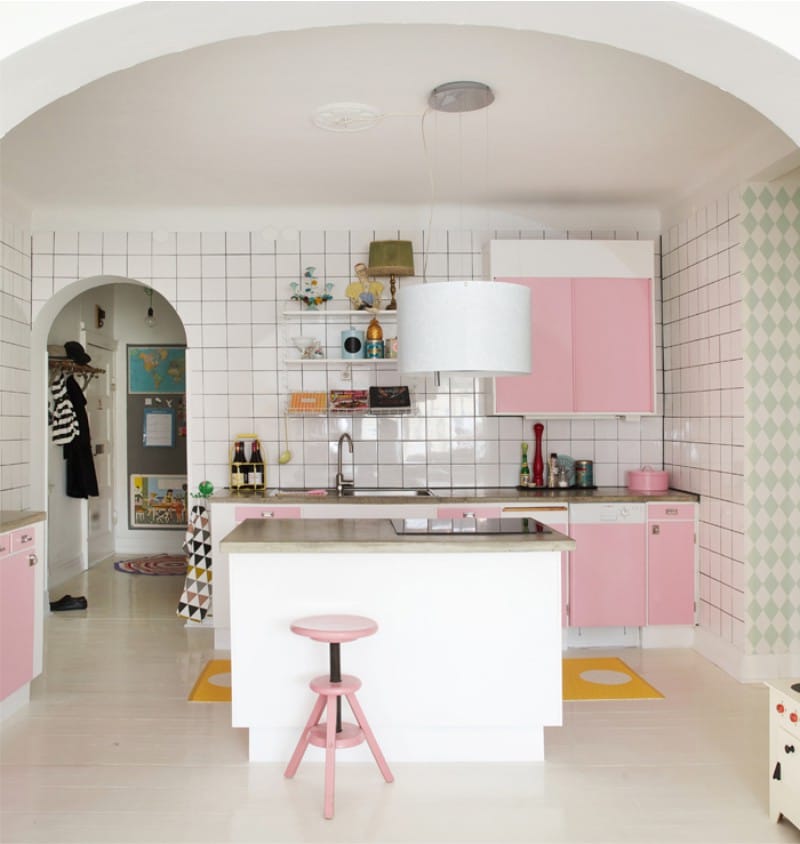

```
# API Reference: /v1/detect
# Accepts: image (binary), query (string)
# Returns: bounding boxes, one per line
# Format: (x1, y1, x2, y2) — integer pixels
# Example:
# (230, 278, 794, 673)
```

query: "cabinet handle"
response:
(20, 534, 33, 544)
(260, 512, 275, 519)
(785, 745, 796, 754)
(666, 508, 678, 515)
(463, 512, 476, 519)
(652, 525, 660, 535)
(28, 553, 38, 567)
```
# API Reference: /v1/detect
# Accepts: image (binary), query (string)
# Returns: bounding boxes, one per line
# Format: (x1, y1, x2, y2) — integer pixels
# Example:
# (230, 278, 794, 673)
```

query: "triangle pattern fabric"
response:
(177, 504, 213, 622)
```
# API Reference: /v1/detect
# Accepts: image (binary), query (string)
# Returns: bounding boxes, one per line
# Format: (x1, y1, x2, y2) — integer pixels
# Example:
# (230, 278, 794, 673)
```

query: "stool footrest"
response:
(308, 722, 365, 750)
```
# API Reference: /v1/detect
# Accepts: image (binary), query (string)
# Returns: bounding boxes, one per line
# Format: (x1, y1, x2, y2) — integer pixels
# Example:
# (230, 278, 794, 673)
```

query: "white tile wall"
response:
(0, 215, 32, 510)
(27, 227, 662, 499)
(662, 190, 745, 648)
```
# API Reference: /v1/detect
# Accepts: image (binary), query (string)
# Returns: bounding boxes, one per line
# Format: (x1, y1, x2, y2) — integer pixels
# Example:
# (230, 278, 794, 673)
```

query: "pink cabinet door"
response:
(1, 550, 35, 700)
(493, 277, 573, 414)
(235, 506, 302, 523)
(569, 523, 646, 627)
(571, 277, 654, 413)
(647, 518, 695, 625)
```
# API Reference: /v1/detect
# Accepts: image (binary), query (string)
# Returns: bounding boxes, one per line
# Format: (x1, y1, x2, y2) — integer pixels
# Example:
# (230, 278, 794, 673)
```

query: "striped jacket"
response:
(49, 372, 79, 445)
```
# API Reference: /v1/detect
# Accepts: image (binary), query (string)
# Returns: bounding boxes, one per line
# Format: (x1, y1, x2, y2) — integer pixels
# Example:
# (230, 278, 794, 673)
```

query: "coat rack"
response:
(48, 358, 106, 390)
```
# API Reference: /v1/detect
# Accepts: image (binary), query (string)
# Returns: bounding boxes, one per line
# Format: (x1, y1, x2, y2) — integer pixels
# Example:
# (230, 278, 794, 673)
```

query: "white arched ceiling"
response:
(2, 1, 799, 145)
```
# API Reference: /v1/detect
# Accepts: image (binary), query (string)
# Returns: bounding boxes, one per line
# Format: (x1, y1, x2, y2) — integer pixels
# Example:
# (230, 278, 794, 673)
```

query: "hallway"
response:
(0, 561, 797, 843)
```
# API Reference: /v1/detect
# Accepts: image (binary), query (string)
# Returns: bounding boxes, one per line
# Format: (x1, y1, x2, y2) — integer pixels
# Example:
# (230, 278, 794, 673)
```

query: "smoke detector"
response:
(312, 102, 384, 132)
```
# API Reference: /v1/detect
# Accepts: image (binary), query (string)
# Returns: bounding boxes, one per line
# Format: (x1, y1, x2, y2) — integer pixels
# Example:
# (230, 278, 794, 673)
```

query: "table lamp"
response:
(367, 240, 415, 310)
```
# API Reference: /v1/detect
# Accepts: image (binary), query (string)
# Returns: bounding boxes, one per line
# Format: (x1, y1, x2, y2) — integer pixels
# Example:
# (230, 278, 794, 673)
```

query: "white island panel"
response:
(229, 542, 562, 763)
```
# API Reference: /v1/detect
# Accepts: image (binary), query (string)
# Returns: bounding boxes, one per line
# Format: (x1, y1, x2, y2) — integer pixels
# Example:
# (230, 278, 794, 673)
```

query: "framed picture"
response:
(128, 345, 186, 394)
(130, 475, 187, 529)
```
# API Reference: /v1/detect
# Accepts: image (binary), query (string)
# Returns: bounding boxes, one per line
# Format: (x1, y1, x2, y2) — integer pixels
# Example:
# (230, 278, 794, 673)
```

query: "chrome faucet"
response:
(335, 433, 354, 494)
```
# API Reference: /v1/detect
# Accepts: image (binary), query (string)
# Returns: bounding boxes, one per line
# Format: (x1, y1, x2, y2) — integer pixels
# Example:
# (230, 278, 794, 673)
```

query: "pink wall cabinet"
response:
(1, 524, 42, 705)
(493, 276, 654, 416)
(647, 504, 696, 625)
(568, 504, 646, 627)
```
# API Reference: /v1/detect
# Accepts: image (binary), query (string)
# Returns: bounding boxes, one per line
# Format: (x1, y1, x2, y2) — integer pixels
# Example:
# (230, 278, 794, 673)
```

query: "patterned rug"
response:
(189, 659, 232, 702)
(563, 657, 664, 701)
(113, 554, 186, 576)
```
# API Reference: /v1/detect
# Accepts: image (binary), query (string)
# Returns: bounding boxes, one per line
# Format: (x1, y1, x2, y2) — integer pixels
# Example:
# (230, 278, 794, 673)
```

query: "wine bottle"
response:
(519, 442, 530, 487)
(249, 439, 264, 486)
(231, 440, 247, 489)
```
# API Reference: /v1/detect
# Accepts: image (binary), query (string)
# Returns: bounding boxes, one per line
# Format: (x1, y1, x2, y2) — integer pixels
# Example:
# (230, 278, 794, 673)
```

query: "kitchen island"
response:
(221, 517, 574, 763)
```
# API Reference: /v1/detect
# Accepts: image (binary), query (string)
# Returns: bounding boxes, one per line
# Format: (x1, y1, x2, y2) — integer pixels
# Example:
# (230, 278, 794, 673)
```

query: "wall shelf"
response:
(282, 309, 397, 319)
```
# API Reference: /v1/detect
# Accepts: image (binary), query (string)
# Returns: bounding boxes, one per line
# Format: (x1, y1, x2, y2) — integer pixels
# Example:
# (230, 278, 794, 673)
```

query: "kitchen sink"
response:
(270, 488, 434, 498)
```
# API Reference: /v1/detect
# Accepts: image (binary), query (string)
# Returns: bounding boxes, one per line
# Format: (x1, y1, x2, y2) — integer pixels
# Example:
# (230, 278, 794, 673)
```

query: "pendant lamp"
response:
(396, 81, 532, 377)
(398, 280, 530, 376)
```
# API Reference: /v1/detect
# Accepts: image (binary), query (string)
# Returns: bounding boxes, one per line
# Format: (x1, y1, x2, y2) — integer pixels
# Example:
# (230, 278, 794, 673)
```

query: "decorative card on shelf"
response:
(329, 389, 369, 414)
(287, 392, 328, 415)
(369, 386, 411, 414)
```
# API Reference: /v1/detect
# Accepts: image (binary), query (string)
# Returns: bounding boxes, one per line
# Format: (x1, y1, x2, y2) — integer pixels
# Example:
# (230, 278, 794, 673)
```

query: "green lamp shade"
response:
(367, 240, 415, 277)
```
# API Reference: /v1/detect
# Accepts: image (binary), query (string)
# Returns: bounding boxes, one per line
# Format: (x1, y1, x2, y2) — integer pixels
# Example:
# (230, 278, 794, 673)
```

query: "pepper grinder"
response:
(532, 423, 544, 487)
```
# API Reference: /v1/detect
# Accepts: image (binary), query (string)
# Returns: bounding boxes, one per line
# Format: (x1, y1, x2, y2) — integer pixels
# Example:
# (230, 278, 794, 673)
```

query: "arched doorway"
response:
(32, 276, 188, 588)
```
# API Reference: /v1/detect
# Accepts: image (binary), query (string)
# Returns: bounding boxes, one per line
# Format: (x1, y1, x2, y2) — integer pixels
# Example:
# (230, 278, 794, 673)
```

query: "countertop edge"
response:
(0, 511, 47, 533)
(210, 487, 699, 505)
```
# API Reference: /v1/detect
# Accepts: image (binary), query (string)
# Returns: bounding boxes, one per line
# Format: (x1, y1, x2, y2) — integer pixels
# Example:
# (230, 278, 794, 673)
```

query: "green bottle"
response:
(519, 442, 530, 487)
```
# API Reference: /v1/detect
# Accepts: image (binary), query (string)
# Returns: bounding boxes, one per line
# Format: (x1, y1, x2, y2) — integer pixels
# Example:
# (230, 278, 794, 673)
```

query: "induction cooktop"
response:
(391, 517, 553, 535)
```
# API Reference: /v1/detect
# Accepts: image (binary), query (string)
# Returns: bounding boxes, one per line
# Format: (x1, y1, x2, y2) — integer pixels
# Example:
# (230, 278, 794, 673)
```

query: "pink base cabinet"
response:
(1, 522, 43, 710)
(647, 504, 696, 625)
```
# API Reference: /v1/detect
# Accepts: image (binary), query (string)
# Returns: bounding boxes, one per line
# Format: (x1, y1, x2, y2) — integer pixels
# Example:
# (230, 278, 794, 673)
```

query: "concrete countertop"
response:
(211, 486, 698, 506)
(220, 517, 576, 554)
(0, 511, 46, 533)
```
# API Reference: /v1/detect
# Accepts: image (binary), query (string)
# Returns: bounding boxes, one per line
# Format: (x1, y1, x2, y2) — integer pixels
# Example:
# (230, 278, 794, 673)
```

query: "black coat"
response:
(63, 375, 99, 499)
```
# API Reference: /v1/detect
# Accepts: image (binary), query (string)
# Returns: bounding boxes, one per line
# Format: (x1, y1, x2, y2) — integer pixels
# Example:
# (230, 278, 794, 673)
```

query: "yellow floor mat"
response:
(188, 659, 232, 702)
(563, 657, 663, 701)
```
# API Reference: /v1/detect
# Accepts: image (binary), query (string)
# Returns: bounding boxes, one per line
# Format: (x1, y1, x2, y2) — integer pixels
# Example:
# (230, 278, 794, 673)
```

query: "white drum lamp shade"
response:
(397, 281, 531, 376)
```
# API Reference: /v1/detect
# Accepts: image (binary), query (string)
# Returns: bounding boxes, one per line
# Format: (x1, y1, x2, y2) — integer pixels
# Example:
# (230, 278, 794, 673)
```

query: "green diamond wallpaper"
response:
(741, 182, 800, 656)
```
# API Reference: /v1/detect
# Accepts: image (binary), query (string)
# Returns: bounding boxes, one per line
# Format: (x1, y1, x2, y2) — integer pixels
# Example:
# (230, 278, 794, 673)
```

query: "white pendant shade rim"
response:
(397, 280, 531, 376)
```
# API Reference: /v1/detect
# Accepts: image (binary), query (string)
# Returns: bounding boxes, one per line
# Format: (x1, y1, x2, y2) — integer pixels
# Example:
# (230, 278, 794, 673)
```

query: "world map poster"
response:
(128, 346, 186, 394)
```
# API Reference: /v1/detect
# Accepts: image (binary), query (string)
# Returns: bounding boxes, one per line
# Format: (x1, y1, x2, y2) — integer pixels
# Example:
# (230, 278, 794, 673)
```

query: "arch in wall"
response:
(30, 275, 190, 528)
(2, 3, 799, 145)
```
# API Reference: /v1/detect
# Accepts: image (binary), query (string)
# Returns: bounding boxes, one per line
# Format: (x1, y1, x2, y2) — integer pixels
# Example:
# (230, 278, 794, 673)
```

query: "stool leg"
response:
(345, 692, 394, 783)
(284, 694, 326, 779)
(323, 692, 337, 819)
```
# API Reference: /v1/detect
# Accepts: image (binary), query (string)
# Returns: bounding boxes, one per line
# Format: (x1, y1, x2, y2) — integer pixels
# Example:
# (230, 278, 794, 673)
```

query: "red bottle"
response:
(532, 423, 545, 487)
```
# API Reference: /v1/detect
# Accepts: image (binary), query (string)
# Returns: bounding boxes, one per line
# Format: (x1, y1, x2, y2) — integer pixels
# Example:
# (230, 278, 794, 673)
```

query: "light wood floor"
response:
(1, 559, 798, 843)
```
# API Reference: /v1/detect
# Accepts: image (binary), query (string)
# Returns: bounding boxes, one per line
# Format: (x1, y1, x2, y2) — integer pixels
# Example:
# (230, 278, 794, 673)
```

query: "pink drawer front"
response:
(235, 506, 301, 523)
(437, 507, 501, 519)
(647, 504, 695, 521)
(11, 526, 37, 553)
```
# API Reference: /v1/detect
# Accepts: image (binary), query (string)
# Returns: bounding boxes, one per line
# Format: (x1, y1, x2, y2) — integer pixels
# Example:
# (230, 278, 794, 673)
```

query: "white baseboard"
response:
(47, 555, 84, 590)
(113, 534, 182, 555)
(0, 683, 30, 722)
(691, 627, 800, 682)
(641, 625, 695, 648)
(563, 626, 642, 649)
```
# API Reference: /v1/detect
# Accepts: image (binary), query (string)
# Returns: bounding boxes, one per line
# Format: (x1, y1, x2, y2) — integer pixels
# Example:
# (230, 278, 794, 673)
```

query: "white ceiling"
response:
(1, 23, 794, 214)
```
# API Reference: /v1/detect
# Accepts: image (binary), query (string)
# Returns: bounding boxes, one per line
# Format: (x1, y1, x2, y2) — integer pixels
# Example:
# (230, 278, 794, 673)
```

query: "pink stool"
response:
(284, 614, 394, 819)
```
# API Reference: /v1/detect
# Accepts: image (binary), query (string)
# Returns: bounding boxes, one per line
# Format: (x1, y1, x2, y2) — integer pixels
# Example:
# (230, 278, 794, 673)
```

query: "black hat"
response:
(64, 341, 91, 365)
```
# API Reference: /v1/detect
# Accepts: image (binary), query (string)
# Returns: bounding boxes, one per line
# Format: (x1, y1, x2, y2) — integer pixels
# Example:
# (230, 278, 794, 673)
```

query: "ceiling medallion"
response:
(312, 102, 384, 133)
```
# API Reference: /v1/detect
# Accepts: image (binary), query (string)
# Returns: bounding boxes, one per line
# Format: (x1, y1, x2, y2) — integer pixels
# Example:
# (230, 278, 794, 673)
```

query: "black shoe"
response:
(50, 595, 88, 611)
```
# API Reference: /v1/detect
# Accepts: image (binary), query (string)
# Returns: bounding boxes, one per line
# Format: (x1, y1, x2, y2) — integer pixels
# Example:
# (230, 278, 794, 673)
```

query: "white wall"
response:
(29, 224, 663, 502)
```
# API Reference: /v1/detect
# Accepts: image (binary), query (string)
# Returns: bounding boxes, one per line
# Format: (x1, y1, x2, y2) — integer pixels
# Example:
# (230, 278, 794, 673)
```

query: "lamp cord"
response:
(420, 106, 436, 283)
